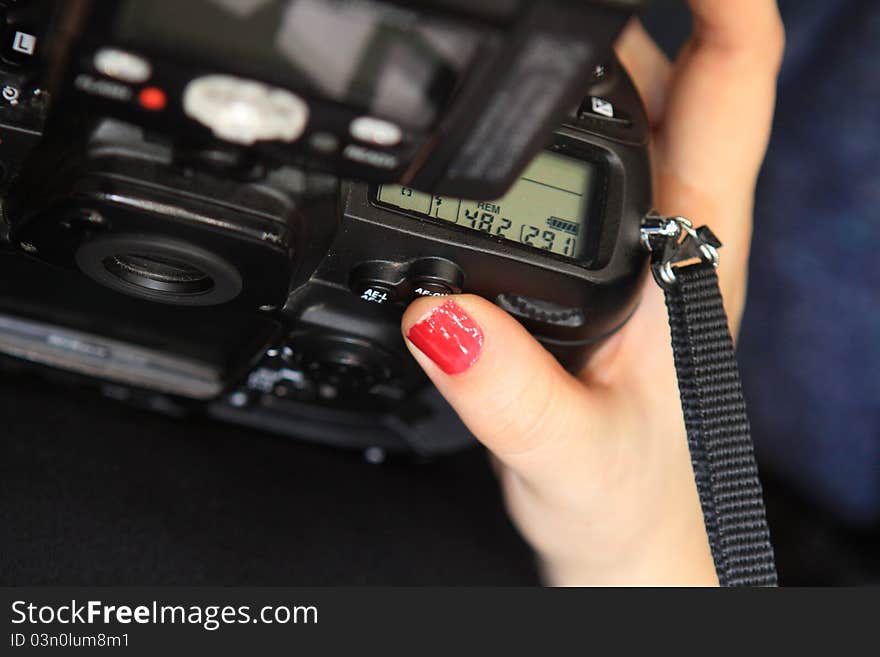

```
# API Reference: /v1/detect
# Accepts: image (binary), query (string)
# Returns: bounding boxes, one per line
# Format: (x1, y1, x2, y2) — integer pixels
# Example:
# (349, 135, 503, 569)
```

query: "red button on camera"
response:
(138, 86, 166, 111)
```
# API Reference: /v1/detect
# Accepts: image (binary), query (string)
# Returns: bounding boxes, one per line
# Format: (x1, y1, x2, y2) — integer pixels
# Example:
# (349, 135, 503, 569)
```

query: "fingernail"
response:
(406, 299, 484, 375)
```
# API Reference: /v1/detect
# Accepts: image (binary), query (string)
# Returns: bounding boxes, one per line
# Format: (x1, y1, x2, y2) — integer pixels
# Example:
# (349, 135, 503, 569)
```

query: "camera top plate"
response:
(48, 0, 645, 199)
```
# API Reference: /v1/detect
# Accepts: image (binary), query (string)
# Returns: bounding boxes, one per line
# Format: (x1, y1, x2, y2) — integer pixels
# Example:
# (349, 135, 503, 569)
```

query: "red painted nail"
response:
(406, 299, 484, 375)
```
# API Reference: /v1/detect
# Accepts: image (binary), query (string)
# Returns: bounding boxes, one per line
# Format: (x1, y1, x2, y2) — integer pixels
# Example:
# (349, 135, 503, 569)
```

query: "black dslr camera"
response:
(0, 0, 651, 458)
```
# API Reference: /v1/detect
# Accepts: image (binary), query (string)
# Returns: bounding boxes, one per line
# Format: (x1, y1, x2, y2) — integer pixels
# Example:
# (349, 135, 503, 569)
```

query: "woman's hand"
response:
(401, 0, 784, 585)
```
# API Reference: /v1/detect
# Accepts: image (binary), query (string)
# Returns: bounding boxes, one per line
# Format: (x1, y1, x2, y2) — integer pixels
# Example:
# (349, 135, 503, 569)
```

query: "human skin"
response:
(401, 0, 785, 585)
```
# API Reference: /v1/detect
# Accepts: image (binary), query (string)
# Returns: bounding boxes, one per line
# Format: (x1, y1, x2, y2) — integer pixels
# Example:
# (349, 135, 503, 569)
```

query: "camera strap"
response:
(641, 216, 778, 587)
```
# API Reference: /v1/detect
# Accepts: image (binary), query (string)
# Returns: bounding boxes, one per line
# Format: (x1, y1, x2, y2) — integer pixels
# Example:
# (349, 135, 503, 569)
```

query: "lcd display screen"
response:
(376, 151, 597, 259)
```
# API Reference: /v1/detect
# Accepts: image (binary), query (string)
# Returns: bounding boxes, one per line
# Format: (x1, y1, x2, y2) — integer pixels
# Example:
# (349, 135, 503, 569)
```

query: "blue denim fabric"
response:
(738, 0, 880, 525)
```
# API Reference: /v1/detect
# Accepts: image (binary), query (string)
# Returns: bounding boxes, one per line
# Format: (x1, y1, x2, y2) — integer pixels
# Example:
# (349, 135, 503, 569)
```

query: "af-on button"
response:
(412, 281, 453, 297)
(408, 257, 463, 300)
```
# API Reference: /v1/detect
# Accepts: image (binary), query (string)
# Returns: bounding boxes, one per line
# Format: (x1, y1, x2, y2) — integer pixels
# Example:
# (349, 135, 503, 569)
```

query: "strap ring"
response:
(640, 214, 722, 288)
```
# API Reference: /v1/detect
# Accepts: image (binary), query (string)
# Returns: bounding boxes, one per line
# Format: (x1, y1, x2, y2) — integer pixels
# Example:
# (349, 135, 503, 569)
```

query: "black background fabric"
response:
(0, 374, 538, 585)
(4, 369, 880, 585)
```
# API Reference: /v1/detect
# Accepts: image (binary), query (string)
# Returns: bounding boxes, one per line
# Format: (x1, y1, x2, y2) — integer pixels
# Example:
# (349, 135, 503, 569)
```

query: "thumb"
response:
(401, 295, 612, 484)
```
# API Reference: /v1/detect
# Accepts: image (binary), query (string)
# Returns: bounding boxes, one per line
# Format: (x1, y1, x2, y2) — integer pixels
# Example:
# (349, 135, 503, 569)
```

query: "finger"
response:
(614, 18, 673, 127)
(653, 0, 784, 317)
(658, 0, 785, 199)
(401, 295, 615, 486)
(688, 0, 785, 57)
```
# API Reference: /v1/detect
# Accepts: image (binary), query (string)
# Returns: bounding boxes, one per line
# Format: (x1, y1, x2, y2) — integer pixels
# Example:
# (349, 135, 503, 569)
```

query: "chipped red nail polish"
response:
(406, 299, 484, 375)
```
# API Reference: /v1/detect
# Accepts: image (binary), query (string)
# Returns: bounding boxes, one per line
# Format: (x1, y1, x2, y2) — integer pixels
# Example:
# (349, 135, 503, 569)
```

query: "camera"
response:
(0, 0, 651, 457)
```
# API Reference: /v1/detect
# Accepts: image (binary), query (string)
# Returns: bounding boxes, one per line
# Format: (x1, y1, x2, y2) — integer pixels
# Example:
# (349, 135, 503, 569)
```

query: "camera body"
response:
(0, 0, 651, 457)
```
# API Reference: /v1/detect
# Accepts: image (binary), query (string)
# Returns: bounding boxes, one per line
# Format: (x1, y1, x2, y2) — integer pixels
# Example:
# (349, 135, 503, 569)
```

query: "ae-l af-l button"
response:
(355, 282, 396, 305)
(350, 261, 404, 305)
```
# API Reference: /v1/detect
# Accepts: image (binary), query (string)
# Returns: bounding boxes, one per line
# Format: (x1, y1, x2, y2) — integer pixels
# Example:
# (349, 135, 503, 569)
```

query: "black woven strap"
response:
(663, 264, 777, 586)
